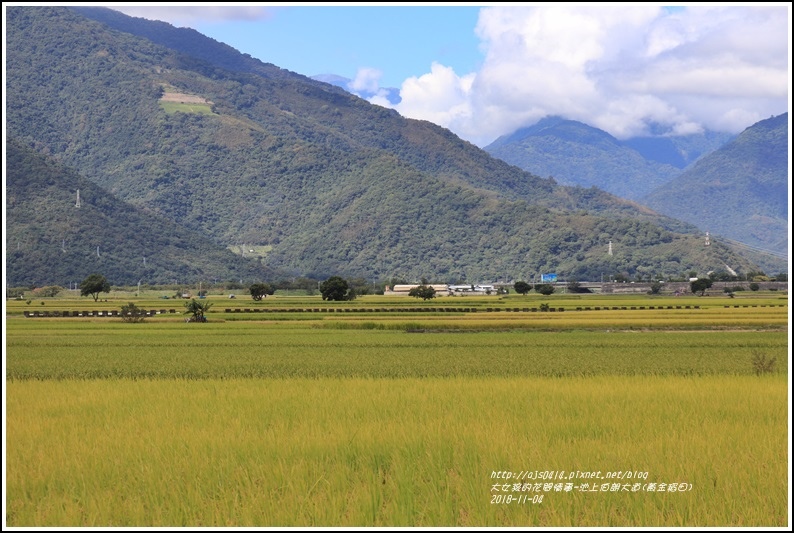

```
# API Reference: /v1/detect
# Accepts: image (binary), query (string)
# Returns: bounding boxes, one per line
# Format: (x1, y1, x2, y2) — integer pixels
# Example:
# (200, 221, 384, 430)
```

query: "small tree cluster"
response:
(513, 281, 532, 295)
(32, 286, 63, 298)
(408, 285, 436, 300)
(320, 276, 356, 301)
(120, 302, 146, 323)
(648, 281, 663, 295)
(249, 282, 275, 300)
(690, 278, 713, 296)
(534, 284, 555, 295)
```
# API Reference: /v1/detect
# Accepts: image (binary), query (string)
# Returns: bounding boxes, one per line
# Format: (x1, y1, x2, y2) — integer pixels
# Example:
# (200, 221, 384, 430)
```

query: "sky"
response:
(101, 3, 789, 147)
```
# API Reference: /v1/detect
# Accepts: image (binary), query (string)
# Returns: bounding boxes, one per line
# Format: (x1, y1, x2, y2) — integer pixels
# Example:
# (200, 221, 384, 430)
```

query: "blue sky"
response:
(107, 3, 791, 147)
(192, 6, 483, 90)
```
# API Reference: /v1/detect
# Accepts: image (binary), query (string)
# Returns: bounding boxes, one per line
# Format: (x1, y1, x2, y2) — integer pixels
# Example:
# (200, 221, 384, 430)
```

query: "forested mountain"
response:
(642, 113, 789, 266)
(483, 116, 734, 201)
(6, 138, 279, 286)
(4, 6, 769, 284)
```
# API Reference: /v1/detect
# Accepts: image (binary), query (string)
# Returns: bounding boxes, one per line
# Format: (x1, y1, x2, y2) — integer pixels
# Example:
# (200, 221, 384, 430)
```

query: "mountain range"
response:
(4, 6, 782, 287)
(483, 116, 736, 201)
(483, 114, 788, 273)
(642, 113, 789, 265)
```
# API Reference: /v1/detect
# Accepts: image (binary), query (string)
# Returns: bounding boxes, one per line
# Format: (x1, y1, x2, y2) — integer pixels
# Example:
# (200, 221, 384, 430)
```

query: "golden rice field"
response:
(4, 292, 790, 527)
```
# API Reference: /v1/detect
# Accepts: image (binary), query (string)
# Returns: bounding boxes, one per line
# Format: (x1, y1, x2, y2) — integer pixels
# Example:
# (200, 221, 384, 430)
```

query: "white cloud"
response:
(394, 63, 475, 136)
(387, 5, 790, 146)
(348, 68, 383, 94)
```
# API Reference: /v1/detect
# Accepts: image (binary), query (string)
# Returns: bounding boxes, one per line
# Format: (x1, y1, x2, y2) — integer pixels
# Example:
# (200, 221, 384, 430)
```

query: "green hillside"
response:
(6, 138, 278, 286)
(4, 6, 767, 283)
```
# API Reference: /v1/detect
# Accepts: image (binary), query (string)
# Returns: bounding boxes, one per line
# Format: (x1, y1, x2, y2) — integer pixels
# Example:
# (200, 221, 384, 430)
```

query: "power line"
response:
(718, 237, 788, 259)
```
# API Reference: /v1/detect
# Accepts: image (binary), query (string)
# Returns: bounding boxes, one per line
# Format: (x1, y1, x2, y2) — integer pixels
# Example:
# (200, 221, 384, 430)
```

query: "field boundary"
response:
(18, 303, 789, 317)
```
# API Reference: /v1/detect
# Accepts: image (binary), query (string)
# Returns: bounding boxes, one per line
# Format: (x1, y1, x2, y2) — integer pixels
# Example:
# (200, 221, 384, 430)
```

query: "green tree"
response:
(184, 298, 212, 322)
(535, 283, 555, 295)
(513, 281, 532, 295)
(249, 282, 275, 300)
(320, 276, 355, 301)
(32, 285, 63, 298)
(690, 278, 713, 296)
(648, 281, 663, 295)
(80, 273, 110, 301)
(408, 285, 436, 300)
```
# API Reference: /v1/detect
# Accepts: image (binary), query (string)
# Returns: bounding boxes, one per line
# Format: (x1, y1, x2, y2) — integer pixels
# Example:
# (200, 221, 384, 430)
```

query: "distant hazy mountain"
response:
(642, 113, 789, 264)
(622, 127, 735, 169)
(483, 116, 732, 201)
(311, 74, 402, 105)
(5, 6, 770, 284)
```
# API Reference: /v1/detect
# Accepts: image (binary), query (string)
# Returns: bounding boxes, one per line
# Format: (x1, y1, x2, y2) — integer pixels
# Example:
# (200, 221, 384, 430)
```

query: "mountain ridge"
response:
(483, 116, 736, 201)
(641, 112, 789, 264)
(4, 6, 776, 285)
(6, 137, 280, 286)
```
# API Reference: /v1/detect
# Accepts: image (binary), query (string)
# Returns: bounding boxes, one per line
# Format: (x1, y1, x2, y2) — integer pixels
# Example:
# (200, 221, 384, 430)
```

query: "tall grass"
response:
(6, 376, 787, 527)
(5, 297, 788, 527)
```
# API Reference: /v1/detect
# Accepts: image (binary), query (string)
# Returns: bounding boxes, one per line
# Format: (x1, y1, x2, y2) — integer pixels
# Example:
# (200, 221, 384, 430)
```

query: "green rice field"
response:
(4, 292, 790, 527)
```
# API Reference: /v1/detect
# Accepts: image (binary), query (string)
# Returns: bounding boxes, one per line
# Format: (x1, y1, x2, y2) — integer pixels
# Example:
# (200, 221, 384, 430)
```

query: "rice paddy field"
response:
(4, 291, 791, 527)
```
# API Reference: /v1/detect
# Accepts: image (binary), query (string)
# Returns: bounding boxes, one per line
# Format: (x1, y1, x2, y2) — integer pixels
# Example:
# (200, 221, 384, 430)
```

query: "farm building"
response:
(386, 284, 497, 295)
(387, 284, 451, 295)
(448, 284, 496, 294)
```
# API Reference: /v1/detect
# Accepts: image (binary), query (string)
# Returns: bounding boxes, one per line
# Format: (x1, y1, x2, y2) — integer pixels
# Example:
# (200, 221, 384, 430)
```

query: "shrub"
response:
(6, 287, 26, 299)
(751, 352, 776, 375)
(648, 282, 663, 295)
(120, 302, 146, 323)
(535, 284, 555, 296)
(32, 286, 63, 298)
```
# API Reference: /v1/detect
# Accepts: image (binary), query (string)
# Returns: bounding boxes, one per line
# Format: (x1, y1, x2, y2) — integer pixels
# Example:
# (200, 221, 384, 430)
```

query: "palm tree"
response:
(184, 298, 212, 322)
